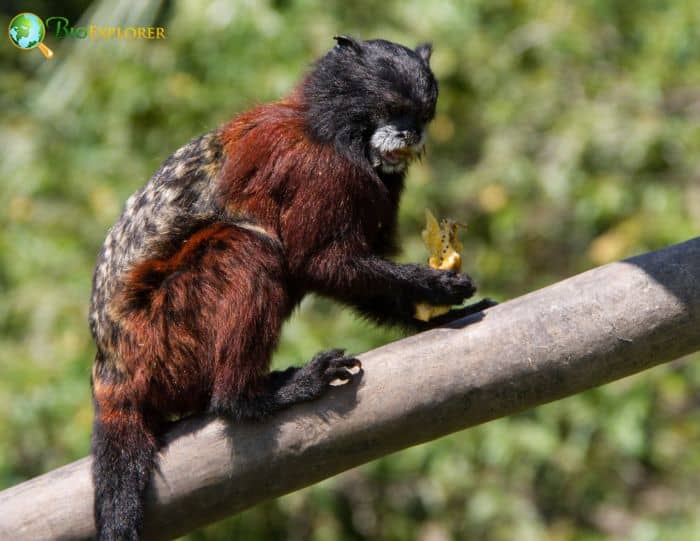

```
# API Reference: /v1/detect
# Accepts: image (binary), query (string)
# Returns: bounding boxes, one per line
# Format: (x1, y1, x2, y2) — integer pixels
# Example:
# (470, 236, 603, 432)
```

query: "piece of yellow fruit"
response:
(414, 209, 465, 322)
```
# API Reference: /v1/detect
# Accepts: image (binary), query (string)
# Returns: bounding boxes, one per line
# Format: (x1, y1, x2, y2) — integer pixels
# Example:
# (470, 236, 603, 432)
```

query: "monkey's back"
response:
(89, 131, 225, 353)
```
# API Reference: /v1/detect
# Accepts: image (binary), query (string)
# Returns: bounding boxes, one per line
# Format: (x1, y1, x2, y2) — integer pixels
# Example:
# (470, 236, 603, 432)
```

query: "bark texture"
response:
(1, 237, 698, 541)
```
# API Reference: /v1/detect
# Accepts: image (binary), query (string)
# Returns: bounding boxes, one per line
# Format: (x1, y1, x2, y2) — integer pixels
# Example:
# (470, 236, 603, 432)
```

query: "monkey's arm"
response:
(305, 246, 476, 307)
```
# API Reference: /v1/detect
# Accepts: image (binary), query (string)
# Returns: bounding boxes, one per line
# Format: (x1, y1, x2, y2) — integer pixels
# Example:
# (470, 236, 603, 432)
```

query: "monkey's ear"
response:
(333, 35, 363, 53)
(415, 43, 433, 64)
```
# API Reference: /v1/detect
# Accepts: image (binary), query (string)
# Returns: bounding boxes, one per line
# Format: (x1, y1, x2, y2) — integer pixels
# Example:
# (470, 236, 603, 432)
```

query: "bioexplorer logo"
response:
(8, 12, 167, 59)
(8, 13, 54, 58)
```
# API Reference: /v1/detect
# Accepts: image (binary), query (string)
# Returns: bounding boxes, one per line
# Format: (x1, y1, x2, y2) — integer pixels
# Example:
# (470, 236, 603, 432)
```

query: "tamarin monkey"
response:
(89, 36, 490, 540)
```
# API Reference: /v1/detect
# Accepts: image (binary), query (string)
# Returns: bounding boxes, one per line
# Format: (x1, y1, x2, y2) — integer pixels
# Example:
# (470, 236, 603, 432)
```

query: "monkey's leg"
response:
(186, 228, 362, 419)
(204, 268, 362, 419)
(217, 349, 362, 421)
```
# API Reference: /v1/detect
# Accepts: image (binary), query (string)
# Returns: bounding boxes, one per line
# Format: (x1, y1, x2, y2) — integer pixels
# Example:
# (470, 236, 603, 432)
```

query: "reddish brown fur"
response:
(94, 90, 401, 427)
(97, 226, 289, 423)
(89, 40, 467, 541)
(219, 93, 398, 279)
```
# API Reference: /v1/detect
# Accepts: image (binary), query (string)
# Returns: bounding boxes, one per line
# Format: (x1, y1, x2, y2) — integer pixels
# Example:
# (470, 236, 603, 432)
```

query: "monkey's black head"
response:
(303, 36, 438, 175)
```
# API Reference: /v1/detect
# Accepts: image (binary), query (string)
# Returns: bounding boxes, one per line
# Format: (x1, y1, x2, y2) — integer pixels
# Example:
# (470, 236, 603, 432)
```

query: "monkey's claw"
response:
(309, 348, 362, 387)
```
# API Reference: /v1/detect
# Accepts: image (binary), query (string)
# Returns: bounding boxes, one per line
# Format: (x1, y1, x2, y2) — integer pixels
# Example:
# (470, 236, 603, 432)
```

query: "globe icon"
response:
(8, 12, 54, 58)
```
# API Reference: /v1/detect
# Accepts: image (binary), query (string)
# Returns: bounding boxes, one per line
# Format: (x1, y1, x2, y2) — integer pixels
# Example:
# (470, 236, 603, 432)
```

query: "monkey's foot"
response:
(303, 348, 362, 393)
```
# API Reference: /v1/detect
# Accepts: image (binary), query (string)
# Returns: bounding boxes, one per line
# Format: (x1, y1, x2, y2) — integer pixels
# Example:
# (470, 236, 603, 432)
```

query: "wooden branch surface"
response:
(1, 237, 698, 541)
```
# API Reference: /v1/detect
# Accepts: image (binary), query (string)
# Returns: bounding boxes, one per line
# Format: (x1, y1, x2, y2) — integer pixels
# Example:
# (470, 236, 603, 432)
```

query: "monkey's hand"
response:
(413, 268, 476, 306)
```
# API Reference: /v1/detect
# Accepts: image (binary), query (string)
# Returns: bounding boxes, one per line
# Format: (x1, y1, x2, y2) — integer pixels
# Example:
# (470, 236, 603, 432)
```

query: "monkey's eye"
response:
(387, 106, 408, 118)
(387, 97, 413, 117)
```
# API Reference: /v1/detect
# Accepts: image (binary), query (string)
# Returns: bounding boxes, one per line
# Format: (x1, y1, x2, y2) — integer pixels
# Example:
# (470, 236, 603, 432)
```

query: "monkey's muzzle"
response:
(383, 144, 424, 165)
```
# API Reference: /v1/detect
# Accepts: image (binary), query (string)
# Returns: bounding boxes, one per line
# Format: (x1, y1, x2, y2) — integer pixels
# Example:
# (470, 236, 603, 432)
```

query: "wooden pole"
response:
(1, 237, 698, 541)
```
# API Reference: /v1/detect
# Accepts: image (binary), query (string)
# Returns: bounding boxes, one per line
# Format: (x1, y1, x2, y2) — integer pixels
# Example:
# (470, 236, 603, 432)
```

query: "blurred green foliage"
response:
(1, 0, 699, 539)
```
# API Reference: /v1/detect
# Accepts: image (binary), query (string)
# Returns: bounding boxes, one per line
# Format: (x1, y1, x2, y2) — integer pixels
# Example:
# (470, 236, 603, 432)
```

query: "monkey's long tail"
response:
(92, 402, 158, 541)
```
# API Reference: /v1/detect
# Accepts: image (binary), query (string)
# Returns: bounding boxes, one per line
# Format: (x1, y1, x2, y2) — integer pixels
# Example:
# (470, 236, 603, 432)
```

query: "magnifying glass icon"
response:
(8, 12, 54, 59)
